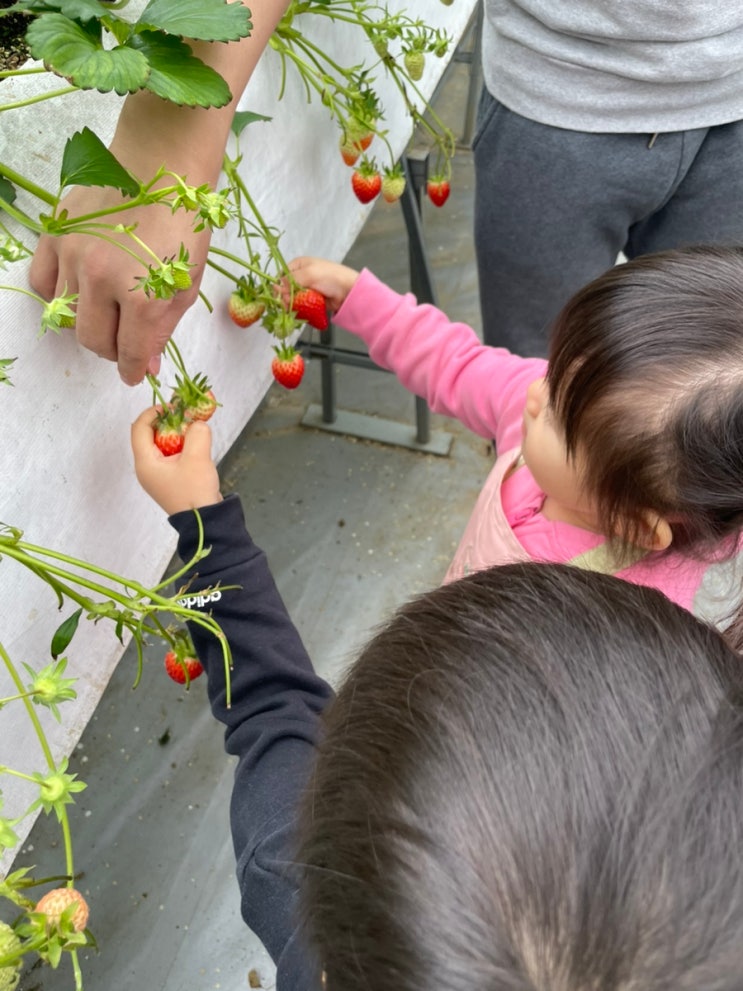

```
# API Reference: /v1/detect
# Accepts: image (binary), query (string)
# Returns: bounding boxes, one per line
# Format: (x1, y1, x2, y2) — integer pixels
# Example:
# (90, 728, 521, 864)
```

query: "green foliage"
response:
(18, 0, 252, 104)
(60, 129, 140, 197)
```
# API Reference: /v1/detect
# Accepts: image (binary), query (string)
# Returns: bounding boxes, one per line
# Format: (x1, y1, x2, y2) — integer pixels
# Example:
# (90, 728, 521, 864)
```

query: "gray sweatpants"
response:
(473, 87, 743, 356)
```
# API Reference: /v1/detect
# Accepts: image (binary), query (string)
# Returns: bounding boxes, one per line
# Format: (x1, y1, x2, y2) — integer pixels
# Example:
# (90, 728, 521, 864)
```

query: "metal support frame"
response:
(299, 10, 483, 457)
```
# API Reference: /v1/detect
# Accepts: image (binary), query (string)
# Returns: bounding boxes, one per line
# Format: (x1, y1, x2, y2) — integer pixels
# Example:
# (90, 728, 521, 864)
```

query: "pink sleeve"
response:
(334, 269, 548, 444)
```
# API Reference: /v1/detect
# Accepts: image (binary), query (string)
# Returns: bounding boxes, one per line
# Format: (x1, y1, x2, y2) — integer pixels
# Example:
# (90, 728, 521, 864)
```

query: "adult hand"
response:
(29, 0, 293, 386)
(30, 186, 211, 386)
(131, 406, 222, 516)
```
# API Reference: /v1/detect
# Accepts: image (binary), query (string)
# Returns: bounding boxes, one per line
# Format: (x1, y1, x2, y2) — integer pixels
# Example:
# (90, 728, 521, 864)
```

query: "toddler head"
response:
(298, 563, 743, 991)
(546, 245, 743, 554)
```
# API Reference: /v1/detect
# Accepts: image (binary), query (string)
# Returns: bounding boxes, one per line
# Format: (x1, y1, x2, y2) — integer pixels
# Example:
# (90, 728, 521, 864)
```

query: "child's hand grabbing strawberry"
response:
(286, 257, 360, 314)
(131, 406, 222, 516)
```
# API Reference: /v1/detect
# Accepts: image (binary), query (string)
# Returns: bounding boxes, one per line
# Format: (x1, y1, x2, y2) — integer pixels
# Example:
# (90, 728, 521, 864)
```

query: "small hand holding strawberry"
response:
(290, 287, 329, 331)
(287, 257, 360, 314)
(132, 406, 222, 516)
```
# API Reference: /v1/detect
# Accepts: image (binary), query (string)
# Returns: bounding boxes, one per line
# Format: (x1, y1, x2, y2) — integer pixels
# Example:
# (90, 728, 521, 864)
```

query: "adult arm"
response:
(170, 494, 331, 990)
(29, 0, 291, 386)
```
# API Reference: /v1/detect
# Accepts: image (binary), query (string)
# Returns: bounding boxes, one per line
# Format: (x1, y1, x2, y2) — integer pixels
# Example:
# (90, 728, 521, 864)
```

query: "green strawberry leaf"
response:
(51, 607, 82, 659)
(136, 0, 252, 42)
(27, 13, 149, 95)
(60, 128, 140, 196)
(10, 0, 110, 21)
(129, 31, 232, 107)
(231, 110, 273, 137)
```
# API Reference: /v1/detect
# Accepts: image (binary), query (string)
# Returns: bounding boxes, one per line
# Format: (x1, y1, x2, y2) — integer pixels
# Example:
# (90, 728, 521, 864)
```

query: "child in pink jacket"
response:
(289, 245, 743, 649)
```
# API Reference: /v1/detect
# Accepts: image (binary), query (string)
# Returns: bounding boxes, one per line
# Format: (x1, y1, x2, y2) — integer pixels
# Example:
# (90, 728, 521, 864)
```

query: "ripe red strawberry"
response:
(228, 291, 265, 328)
(152, 407, 188, 457)
(351, 162, 382, 204)
(381, 167, 406, 204)
(291, 288, 328, 331)
(164, 650, 204, 685)
(35, 888, 90, 933)
(404, 49, 425, 80)
(427, 176, 451, 208)
(272, 345, 305, 390)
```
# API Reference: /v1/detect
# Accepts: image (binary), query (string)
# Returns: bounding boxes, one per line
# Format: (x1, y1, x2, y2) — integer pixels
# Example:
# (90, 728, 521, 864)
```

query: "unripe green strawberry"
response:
(35, 887, 90, 933)
(171, 268, 192, 291)
(0, 922, 21, 991)
(381, 168, 406, 204)
(404, 49, 425, 81)
(57, 314, 76, 328)
(372, 36, 388, 57)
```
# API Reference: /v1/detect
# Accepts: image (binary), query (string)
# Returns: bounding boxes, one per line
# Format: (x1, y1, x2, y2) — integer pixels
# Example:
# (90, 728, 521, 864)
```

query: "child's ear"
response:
(633, 511, 673, 551)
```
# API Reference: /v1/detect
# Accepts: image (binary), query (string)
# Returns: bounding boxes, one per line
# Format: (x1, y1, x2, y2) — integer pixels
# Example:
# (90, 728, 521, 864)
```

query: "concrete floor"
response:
(12, 52, 493, 991)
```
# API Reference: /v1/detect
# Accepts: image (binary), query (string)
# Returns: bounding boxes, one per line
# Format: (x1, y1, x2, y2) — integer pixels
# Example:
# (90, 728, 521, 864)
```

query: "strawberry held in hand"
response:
(291, 288, 329, 331)
(272, 344, 305, 390)
(152, 406, 189, 457)
(351, 161, 382, 204)
(381, 165, 406, 204)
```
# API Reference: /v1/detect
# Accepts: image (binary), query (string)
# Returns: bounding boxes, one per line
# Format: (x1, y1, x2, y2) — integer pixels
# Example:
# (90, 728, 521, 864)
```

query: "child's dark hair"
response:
(298, 563, 743, 991)
(547, 244, 743, 554)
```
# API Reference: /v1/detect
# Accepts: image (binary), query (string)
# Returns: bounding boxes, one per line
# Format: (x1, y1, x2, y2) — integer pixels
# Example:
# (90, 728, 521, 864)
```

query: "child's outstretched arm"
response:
(288, 258, 543, 443)
(131, 407, 330, 989)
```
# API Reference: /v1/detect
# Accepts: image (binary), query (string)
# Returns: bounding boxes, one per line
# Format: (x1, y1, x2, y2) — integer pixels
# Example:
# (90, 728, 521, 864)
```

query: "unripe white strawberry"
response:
(404, 49, 425, 81)
(35, 887, 90, 933)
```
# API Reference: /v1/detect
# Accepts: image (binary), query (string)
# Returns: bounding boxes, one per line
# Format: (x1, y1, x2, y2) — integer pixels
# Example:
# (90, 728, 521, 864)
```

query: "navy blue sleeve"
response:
(168, 494, 331, 991)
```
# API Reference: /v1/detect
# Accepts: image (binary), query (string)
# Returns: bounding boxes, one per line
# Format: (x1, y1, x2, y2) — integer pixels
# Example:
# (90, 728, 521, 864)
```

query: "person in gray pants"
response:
(474, 1, 743, 356)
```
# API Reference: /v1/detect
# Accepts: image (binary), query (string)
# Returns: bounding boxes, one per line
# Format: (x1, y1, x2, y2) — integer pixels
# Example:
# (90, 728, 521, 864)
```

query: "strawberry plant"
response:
(0, 512, 233, 986)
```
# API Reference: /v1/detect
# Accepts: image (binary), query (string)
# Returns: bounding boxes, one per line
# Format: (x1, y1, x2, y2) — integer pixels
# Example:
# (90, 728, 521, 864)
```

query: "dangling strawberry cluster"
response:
(147, 342, 219, 457)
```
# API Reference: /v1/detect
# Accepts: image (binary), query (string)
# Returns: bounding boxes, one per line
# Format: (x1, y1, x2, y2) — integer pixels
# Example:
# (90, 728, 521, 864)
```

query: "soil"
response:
(0, 2, 30, 72)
